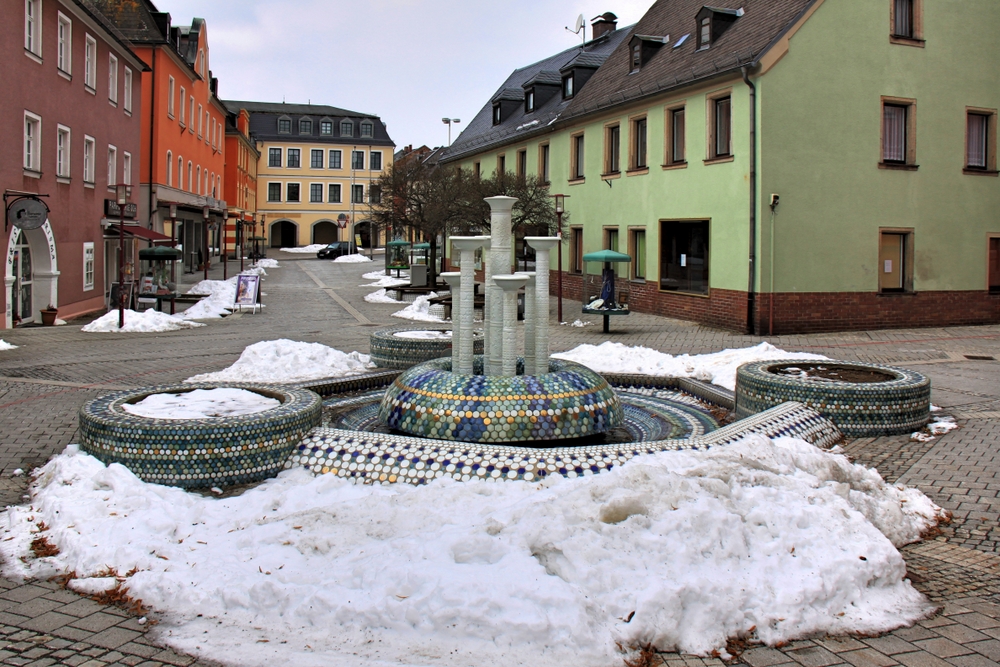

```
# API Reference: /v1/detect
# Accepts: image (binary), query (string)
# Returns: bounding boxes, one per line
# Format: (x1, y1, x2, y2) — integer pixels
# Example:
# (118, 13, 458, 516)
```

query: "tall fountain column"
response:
(485, 197, 517, 376)
(440, 272, 462, 372)
(478, 236, 492, 370)
(524, 237, 559, 375)
(449, 237, 484, 374)
(493, 274, 529, 377)
(516, 272, 536, 374)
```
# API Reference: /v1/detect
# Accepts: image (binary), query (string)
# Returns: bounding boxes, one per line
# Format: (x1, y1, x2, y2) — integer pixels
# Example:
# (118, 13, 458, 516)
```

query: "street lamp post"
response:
(116, 184, 129, 329)
(238, 215, 245, 273)
(202, 206, 210, 280)
(441, 118, 461, 146)
(551, 194, 568, 323)
(169, 203, 177, 288)
(257, 213, 265, 261)
(222, 210, 229, 280)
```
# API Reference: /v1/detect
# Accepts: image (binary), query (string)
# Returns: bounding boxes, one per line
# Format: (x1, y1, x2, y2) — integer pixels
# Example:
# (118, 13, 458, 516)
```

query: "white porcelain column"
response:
(524, 237, 559, 375)
(440, 272, 462, 372)
(478, 236, 491, 371)
(450, 237, 484, 375)
(485, 197, 517, 376)
(493, 274, 529, 377)
(516, 271, 536, 374)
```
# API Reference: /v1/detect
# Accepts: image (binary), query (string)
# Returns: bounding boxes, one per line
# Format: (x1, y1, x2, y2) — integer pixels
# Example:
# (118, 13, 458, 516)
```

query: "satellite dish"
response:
(574, 14, 585, 32)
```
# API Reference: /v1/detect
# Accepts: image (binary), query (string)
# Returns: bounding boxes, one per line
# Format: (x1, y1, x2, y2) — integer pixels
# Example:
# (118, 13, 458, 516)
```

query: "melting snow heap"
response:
(379, 197, 624, 443)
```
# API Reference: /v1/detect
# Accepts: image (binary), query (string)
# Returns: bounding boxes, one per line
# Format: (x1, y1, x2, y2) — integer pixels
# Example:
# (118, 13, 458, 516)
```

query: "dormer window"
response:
(696, 6, 743, 51)
(563, 74, 575, 99)
(492, 103, 502, 126)
(361, 121, 373, 138)
(341, 121, 353, 137)
(299, 118, 312, 134)
(320, 119, 333, 135)
(631, 44, 641, 72)
(628, 35, 668, 72)
(525, 89, 536, 113)
(699, 18, 711, 49)
(277, 116, 291, 133)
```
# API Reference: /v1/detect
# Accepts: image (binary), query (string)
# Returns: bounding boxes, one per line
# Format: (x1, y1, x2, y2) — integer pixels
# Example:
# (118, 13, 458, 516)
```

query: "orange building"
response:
(92, 0, 227, 275)
(223, 108, 259, 262)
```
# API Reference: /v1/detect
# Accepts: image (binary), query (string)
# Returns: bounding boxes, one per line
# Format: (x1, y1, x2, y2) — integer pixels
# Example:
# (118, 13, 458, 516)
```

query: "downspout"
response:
(148, 48, 157, 230)
(741, 65, 757, 335)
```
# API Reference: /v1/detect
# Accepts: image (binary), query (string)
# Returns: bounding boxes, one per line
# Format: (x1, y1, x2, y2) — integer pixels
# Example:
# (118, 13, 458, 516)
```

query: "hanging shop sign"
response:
(5, 194, 50, 231)
(104, 199, 138, 219)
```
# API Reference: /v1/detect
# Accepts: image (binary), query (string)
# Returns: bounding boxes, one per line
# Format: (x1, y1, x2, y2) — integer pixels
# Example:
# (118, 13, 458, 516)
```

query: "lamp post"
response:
(442, 118, 461, 146)
(116, 184, 130, 329)
(222, 210, 229, 280)
(257, 213, 265, 261)
(551, 194, 568, 323)
(168, 203, 177, 287)
(202, 206, 210, 280)
(238, 214, 245, 273)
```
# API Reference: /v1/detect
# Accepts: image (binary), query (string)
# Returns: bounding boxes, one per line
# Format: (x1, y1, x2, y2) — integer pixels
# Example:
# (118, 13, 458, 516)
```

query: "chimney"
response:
(591, 12, 618, 39)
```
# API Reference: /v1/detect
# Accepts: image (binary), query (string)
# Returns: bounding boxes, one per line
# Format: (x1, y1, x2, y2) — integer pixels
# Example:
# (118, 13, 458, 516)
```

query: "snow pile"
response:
(0, 340, 17, 351)
(280, 244, 326, 254)
(361, 274, 410, 288)
(122, 388, 280, 420)
(333, 253, 371, 263)
(911, 416, 959, 442)
(81, 309, 205, 333)
(393, 330, 451, 340)
(254, 259, 280, 269)
(554, 342, 827, 391)
(392, 292, 445, 323)
(1, 437, 942, 667)
(181, 279, 237, 320)
(186, 339, 373, 384)
(364, 288, 404, 304)
(562, 319, 592, 328)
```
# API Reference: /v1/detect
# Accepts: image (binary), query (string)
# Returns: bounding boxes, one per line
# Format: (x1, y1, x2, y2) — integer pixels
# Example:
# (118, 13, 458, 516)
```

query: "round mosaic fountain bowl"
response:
(378, 356, 624, 443)
(79, 383, 322, 488)
(369, 325, 484, 369)
(735, 360, 930, 437)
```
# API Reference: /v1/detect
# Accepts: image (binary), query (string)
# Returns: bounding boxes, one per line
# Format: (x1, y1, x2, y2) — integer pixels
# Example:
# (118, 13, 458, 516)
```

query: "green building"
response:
(442, 0, 1000, 334)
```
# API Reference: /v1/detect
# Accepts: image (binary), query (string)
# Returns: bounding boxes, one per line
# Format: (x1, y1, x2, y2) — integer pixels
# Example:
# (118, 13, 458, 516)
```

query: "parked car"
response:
(316, 242, 356, 259)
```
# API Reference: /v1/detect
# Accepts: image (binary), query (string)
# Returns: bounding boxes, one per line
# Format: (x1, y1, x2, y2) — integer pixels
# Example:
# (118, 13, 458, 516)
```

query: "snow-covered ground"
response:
(81, 309, 206, 333)
(0, 340, 17, 351)
(361, 274, 410, 288)
(911, 416, 959, 442)
(280, 244, 326, 254)
(392, 293, 445, 323)
(1, 437, 943, 667)
(254, 259, 280, 269)
(364, 288, 404, 304)
(180, 279, 237, 319)
(121, 388, 280, 420)
(393, 330, 452, 340)
(186, 340, 373, 383)
(554, 342, 827, 391)
(333, 253, 371, 263)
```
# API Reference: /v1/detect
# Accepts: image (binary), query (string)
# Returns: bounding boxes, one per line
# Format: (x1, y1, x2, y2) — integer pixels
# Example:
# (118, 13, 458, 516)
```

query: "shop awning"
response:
(105, 224, 173, 244)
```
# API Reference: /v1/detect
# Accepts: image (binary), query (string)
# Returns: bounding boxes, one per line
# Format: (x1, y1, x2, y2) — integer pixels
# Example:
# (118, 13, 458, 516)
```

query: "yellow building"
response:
(224, 101, 395, 249)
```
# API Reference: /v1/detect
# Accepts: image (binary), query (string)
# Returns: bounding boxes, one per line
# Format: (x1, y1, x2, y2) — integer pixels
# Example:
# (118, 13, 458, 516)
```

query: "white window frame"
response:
(328, 183, 342, 203)
(351, 150, 365, 170)
(83, 135, 95, 184)
(24, 111, 41, 173)
(267, 181, 282, 202)
(83, 242, 95, 291)
(329, 149, 342, 169)
(198, 48, 205, 76)
(107, 145, 117, 188)
(108, 54, 118, 104)
(370, 151, 383, 171)
(123, 67, 132, 113)
(187, 161, 193, 191)
(84, 35, 97, 91)
(189, 97, 195, 133)
(286, 182, 302, 203)
(178, 86, 186, 125)
(197, 104, 203, 138)
(167, 76, 175, 118)
(56, 125, 71, 178)
(123, 151, 131, 185)
(286, 147, 302, 169)
(57, 12, 72, 75)
(309, 182, 324, 203)
(351, 184, 364, 204)
(25, 0, 42, 58)
(166, 150, 173, 187)
(196, 165, 201, 195)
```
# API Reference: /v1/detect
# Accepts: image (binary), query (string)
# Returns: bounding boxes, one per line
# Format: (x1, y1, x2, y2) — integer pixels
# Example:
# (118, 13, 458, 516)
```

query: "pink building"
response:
(2, 0, 147, 328)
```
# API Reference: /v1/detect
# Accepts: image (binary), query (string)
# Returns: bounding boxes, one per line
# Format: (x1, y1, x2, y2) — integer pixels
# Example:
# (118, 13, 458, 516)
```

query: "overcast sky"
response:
(156, 0, 653, 150)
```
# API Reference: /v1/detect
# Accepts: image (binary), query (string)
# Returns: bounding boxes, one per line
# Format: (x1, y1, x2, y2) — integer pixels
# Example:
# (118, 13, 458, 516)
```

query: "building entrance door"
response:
(12, 230, 33, 324)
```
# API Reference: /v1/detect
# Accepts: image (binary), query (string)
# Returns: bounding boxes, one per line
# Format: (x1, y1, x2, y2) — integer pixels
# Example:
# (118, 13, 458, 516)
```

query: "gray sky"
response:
(157, 0, 652, 150)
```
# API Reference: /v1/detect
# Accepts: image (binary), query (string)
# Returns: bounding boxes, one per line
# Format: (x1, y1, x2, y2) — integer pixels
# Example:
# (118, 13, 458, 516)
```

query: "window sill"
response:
(58, 69, 72, 81)
(84, 181, 95, 189)
(878, 162, 919, 171)
(84, 85, 96, 95)
(963, 168, 999, 177)
(109, 100, 118, 108)
(56, 176, 71, 185)
(568, 177, 585, 185)
(600, 172, 621, 180)
(125, 110, 132, 117)
(661, 161, 688, 171)
(630, 278, 646, 284)
(626, 167, 650, 176)
(877, 290, 916, 296)
(704, 155, 734, 165)
(24, 49, 42, 64)
(890, 35, 925, 47)
(658, 287, 711, 298)
(23, 168, 41, 179)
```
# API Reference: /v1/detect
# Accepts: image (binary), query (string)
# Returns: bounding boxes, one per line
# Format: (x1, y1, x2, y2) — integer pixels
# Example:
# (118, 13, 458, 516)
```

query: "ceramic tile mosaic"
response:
(369, 326, 484, 370)
(378, 357, 623, 443)
(735, 360, 930, 437)
(285, 400, 841, 486)
(79, 384, 322, 489)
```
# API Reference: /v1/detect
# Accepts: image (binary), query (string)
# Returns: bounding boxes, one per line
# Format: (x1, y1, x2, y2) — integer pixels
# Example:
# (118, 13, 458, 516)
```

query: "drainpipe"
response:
(742, 65, 757, 336)
(148, 49, 157, 231)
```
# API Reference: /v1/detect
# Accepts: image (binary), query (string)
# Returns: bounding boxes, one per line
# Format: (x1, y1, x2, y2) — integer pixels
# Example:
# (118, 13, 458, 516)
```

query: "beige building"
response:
(225, 101, 395, 249)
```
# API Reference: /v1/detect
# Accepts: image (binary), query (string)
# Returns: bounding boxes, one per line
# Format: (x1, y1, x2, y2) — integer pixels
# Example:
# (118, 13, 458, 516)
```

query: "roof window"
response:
(277, 116, 291, 133)
(299, 117, 312, 134)
(696, 6, 743, 50)
(628, 35, 669, 73)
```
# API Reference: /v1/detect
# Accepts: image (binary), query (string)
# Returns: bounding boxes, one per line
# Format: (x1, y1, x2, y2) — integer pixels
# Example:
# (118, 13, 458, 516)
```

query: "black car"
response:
(316, 242, 356, 259)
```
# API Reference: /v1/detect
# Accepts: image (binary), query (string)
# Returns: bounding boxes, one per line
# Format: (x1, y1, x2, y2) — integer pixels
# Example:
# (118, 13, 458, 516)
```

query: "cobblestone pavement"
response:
(0, 255, 998, 666)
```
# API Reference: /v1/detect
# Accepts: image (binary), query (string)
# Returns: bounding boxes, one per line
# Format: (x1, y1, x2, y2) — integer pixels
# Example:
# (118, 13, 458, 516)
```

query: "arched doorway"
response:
(270, 220, 297, 248)
(313, 221, 338, 245)
(5, 221, 58, 328)
(355, 220, 372, 249)
(11, 231, 33, 324)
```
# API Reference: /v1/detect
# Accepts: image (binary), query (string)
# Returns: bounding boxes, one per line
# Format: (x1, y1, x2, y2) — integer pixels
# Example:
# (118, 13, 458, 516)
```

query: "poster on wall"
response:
(234, 274, 259, 306)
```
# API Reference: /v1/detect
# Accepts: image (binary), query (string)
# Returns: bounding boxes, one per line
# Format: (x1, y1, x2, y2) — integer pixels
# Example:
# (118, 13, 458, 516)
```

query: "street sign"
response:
(104, 199, 138, 219)
(336, 213, 350, 229)
(7, 197, 48, 230)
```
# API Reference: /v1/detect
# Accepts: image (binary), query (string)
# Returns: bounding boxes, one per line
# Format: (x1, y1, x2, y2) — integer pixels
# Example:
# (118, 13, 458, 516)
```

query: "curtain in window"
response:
(967, 114, 988, 168)
(883, 105, 906, 162)
(715, 98, 731, 157)
(894, 0, 913, 37)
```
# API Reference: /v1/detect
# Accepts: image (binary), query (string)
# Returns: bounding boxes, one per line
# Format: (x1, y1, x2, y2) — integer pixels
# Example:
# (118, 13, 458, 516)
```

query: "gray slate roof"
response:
(224, 100, 395, 147)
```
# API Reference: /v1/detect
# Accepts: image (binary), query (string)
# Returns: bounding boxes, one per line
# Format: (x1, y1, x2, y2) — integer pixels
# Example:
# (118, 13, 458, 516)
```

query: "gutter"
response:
(148, 48, 157, 229)
(741, 66, 757, 335)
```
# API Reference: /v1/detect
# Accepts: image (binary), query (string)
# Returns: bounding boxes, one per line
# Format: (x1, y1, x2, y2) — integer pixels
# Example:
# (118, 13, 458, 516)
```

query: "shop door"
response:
(879, 233, 904, 292)
(12, 231, 33, 324)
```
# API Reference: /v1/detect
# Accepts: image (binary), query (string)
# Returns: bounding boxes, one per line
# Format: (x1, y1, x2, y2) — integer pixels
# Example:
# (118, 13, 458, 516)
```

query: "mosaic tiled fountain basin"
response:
(370, 325, 484, 370)
(79, 383, 322, 488)
(735, 360, 930, 437)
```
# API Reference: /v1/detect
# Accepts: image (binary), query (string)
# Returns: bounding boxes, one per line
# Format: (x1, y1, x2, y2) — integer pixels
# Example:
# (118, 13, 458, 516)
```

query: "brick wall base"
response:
(550, 271, 1000, 334)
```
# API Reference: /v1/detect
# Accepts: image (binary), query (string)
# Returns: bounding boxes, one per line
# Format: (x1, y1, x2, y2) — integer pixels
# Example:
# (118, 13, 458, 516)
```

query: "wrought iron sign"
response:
(4, 191, 50, 232)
